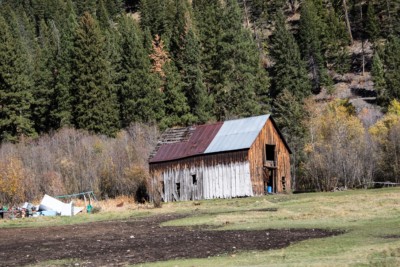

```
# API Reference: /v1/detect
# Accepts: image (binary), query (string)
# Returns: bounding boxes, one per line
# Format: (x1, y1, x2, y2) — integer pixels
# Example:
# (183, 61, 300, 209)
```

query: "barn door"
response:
(263, 144, 277, 194)
(263, 168, 274, 194)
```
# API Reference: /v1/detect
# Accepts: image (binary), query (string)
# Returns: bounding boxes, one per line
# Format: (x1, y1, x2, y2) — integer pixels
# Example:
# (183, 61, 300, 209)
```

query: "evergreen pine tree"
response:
(254, 65, 271, 114)
(270, 12, 311, 99)
(165, 0, 190, 64)
(193, 0, 222, 91)
(149, 34, 192, 128)
(71, 12, 119, 136)
(0, 15, 36, 142)
(160, 62, 194, 128)
(214, 0, 268, 119)
(32, 0, 65, 23)
(179, 28, 212, 123)
(375, 0, 400, 36)
(383, 35, 400, 101)
(273, 90, 307, 142)
(97, 0, 110, 29)
(51, 0, 76, 128)
(118, 15, 164, 126)
(299, 0, 331, 93)
(267, 0, 287, 18)
(365, 0, 380, 42)
(105, 0, 123, 18)
(75, 0, 96, 16)
(104, 19, 123, 121)
(251, 0, 269, 22)
(142, 27, 153, 54)
(19, 11, 37, 56)
(249, 0, 269, 51)
(31, 19, 59, 133)
(139, 0, 167, 37)
(273, 89, 308, 190)
(5, 10, 36, 72)
(323, 6, 351, 74)
(371, 51, 388, 105)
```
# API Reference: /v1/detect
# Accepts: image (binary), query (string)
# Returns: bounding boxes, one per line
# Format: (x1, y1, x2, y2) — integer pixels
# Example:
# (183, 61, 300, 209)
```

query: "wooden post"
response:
(83, 194, 87, 212)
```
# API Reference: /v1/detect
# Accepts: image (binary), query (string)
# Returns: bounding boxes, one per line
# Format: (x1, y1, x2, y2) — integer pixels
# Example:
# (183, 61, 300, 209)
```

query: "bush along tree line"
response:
(0, 124, 159, 205)
(0, 0, 399, 203)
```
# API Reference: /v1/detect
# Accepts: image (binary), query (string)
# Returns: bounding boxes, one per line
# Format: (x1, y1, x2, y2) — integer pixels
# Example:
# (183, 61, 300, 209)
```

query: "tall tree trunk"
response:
(386, 0, 392, 34)
(289, 0, 297, 14)
(343, 0, 353, 44)
(360, 3, 365, 76)
(242, 0, 251, 29)
(243, 0, 264, 59)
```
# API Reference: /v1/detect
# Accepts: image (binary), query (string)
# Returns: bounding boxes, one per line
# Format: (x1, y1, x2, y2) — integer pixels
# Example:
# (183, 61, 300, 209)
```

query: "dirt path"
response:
(0, 214, 341, 266)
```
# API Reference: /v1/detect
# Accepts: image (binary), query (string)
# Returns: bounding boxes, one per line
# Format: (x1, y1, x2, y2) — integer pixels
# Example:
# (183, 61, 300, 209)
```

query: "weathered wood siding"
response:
(149, 151, 253, 202)
(248, 119, 291, 194)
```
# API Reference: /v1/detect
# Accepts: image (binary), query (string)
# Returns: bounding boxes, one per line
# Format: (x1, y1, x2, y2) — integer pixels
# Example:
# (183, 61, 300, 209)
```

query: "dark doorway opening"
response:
(192, 174, 197, 185)
(135, 183, 149, 203)
(263, 168, 274, 194)
(282, 177, 286, 192)
(176, 183, 181, 198)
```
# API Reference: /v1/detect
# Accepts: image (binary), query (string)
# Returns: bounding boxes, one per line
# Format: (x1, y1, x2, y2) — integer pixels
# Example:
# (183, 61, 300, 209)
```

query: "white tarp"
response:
(73, 206, 84, 215)
(39, 194, 84, 216)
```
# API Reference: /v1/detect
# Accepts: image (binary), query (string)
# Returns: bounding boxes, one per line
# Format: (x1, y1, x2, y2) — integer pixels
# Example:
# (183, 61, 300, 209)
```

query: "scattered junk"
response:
(0, 203, 37, 219)
(0, 191, 97, 220)
(39, 194, 84, 216)
(55, 191, 97, 214)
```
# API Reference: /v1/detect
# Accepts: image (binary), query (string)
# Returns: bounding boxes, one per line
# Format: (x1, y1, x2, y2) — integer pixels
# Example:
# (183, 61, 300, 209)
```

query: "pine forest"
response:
(0, 0, 399, 203)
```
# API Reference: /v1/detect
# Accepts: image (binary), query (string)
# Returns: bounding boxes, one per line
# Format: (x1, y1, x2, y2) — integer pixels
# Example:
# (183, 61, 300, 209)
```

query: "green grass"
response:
(136, 188, 400, 267)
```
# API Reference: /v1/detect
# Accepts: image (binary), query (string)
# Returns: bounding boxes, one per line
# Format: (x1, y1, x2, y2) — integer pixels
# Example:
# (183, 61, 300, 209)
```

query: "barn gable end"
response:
(248, 118, 291, 195)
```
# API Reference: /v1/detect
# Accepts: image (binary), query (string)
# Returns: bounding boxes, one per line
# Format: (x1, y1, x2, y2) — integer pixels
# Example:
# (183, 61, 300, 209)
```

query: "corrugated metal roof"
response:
(149, 114, 293, 164)
(149, 122, 223, 163)
(204, 115, 270, 154)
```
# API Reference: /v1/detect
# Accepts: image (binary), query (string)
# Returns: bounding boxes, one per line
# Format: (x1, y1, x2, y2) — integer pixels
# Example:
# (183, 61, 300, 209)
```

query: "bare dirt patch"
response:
(382, 235, 400, 239)
(0, 214, 341, 266)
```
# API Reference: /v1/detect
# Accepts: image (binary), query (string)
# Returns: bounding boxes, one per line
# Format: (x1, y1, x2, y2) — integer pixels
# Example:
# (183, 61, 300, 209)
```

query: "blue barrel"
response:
(267, 186, 272, 194)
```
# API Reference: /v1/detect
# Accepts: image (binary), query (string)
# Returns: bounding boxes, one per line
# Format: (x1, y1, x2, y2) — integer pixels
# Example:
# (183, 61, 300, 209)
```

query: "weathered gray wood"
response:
(156, 161, 253, 202)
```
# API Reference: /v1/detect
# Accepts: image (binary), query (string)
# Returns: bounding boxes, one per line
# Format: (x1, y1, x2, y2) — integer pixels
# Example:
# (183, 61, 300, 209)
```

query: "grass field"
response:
(136, 188, 400, 267)
(2, 188, 400, 266)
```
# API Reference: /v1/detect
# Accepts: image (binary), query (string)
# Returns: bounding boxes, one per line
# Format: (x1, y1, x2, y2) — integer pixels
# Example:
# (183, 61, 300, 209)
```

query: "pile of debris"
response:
(0, 194, 84, 219)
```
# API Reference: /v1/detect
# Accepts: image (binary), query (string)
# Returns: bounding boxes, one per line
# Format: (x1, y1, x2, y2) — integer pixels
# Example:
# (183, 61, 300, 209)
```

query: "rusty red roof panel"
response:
(149, 122, 223, 163)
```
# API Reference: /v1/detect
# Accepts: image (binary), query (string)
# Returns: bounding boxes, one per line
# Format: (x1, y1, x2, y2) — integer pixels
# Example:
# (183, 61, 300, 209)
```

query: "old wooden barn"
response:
(149, 115, 291, 202)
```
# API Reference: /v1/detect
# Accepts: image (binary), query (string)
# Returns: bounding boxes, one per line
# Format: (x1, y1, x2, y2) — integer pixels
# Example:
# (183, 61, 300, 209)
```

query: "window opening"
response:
(192, 174, 197, 185)
(265, 144, 276, 161)
(160, 181, 165, 195)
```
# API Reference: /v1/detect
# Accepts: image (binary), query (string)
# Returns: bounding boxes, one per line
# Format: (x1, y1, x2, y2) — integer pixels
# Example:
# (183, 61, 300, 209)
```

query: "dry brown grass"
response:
(71, 195, 154, 213)
(27, 195, 156, 216)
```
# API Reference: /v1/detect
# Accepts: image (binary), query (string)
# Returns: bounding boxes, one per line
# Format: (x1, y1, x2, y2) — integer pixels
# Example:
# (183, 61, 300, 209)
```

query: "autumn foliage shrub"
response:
(303, 100, 375, 191)
(0, 158, 28, 205)
(0, 123, 158, 204)
(369, 100, 400, 183)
